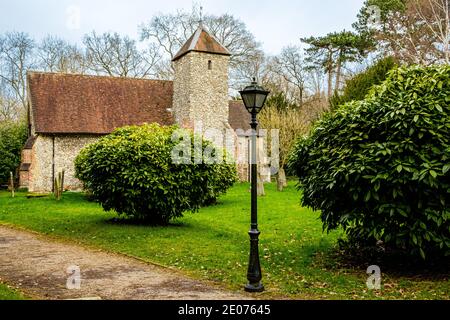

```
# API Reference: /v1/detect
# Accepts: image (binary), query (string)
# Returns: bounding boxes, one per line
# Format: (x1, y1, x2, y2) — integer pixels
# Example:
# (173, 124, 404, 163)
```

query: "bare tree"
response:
(259, 107, 309, 191)
(232, 50, 267, 89)
(254, 52, 327, 111)
(140, 10, 197, 61)
(355, 0, 447, 65)
(0, 81, 21, 121)
(83, 31, 161, 78)
(383, 4, 441, 64)
(139, 8, 263, 84)
(205, 14, 262, 69)
(306, 66, 325, 97)
(140, 44, 164, 78)
(413, 0, 450, 63)
(272, 46, 307, 107)
(38, 36, 86, 73)
(0, 32, 35, 113)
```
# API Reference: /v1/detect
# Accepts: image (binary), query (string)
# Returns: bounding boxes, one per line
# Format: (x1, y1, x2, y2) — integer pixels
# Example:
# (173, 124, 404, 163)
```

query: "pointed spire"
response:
(172, 20, 231, 61)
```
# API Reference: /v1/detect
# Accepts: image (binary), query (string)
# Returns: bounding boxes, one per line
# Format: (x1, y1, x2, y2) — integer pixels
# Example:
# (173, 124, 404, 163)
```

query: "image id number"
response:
(222, 304, 271, 316)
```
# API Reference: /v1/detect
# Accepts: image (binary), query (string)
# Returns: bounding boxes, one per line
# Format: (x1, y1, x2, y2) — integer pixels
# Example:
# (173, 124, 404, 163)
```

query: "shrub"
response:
(75, 123, 237, 224)
(0, 121, 27, 185)
(288, 65, 450, 259)
(330, 56, 398, 111)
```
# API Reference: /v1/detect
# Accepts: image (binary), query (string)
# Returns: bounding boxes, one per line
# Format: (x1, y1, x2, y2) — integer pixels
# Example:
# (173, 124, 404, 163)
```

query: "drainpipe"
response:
(27, 103, 31, 137)
(52, 136, 55, 193)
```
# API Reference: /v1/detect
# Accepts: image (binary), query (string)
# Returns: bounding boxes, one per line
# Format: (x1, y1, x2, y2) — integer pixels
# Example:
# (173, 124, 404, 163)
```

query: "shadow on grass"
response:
(103, 217, 187, 228)
(320, 242, 450, 280)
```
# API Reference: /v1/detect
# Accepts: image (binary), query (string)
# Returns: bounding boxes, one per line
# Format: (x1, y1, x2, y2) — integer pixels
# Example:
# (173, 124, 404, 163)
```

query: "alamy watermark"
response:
(366, 265, 381, 290)
(66, 265, 81, 290)
(66, 5, 81, 31)
(170, 121, 280, 175)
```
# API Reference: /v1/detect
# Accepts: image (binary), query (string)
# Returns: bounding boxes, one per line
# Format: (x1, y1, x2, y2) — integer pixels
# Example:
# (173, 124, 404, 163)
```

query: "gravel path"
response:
(0, 225, 247, 300)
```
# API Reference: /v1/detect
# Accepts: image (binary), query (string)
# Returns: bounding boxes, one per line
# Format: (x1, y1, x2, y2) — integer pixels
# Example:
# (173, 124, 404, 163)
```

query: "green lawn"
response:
(0, 183, 448, 299)
(0, 283, 26, 300)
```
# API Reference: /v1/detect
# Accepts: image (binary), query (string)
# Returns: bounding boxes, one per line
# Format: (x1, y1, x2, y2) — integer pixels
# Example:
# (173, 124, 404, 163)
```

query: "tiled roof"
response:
(28, 72, 248, 135)
(228, 100, 251, 131)
(172, 26, 231, 61)
(28, 72, 174, 134)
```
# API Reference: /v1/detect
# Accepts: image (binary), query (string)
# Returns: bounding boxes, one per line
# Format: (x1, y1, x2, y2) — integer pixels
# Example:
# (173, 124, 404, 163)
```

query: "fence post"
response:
(54, 170, 64, 200)
(60, 170, 65, 195)
(9, 172, 14, 198)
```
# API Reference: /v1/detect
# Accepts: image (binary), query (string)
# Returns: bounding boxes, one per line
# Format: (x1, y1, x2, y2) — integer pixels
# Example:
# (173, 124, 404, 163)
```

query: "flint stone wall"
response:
(29, 135, 99, 193)
(173, 52, 230, 132)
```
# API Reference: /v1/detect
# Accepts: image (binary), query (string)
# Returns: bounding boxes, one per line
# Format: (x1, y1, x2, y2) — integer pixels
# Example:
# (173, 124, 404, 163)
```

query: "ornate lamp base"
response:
(244, 283, 265, 293)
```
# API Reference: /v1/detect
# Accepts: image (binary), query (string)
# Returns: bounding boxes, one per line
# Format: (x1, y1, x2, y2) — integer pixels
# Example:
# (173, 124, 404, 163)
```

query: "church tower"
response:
(172, 24, 231, 133)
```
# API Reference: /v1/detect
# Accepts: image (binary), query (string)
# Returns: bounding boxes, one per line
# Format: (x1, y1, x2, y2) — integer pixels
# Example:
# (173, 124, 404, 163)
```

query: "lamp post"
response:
(239, 78, 270, 293)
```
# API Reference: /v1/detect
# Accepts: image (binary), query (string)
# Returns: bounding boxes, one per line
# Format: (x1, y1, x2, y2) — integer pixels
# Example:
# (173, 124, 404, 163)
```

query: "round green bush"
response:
(75, 123, 237, 224)
(288, 65, 450, 259)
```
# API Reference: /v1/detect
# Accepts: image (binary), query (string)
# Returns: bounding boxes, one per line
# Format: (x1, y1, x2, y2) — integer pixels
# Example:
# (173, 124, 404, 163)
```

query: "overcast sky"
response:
(0, 0, 365, 55)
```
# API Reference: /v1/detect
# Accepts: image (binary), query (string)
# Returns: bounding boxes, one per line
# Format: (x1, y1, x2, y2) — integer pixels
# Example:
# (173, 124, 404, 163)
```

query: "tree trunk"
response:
(335, 52, 342, 93)
(299, 88, 303, 107)
(298, 86, 304, 108)
(327, 52, 333, 99)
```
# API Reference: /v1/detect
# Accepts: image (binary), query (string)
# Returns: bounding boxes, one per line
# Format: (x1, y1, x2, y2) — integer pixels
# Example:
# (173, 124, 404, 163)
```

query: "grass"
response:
(0, 283, 27, 300)
(0, 183, 448, 299)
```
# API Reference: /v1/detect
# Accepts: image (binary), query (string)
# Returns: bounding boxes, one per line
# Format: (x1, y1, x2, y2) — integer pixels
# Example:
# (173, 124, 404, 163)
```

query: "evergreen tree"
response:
(302, 31, 369, 99)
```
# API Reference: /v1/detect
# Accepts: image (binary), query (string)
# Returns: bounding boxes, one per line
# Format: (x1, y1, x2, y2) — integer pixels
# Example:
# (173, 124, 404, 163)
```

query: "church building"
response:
(19, 25, 266, 193)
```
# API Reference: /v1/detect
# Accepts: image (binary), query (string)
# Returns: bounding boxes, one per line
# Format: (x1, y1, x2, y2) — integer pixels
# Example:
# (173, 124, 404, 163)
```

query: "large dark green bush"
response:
(288, 65, 450, 259)
(0, 121, 27, 185)
(330, 56, 398, 111)
(75, 123, 237, 224)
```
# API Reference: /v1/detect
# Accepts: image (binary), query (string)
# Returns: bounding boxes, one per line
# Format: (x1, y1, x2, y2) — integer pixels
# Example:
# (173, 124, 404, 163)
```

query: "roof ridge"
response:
(26, 70, 173, 83)
(188, 27, 203, 52)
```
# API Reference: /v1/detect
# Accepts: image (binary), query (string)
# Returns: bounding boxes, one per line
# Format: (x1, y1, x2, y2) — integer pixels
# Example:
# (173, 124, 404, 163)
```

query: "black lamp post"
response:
(239, 78, 270, 293)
